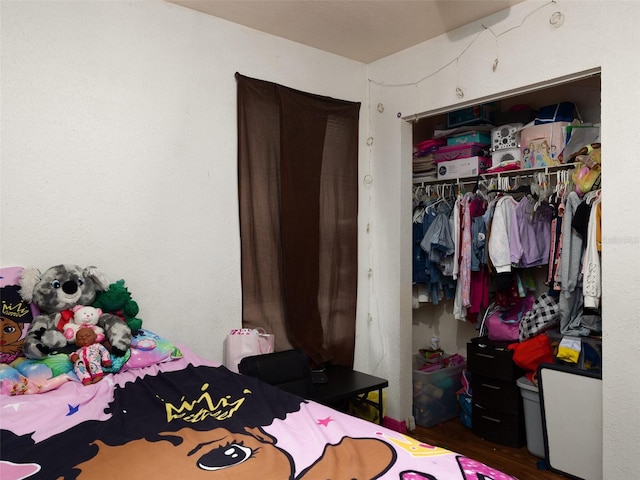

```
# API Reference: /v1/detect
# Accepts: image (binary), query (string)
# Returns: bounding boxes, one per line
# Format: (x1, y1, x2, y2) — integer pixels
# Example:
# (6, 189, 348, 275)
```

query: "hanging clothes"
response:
(509, 195, 553, 268)
(467, 194, 489, 321)
(412, 205, 433, 285)
(412, 189, 456, 306)
(545, 191, 563, 293)
(559, 191, 584, 296)
(460, 193, 473, 308)
(583, 191, 602, 312)
(420, 212, 455, 264)
(419, 208, 456, 305)
(411, 167, 600, 335)
(452, 195, 462, 280)
(488, 195, 519, 273)
(557, 189, 603, 336)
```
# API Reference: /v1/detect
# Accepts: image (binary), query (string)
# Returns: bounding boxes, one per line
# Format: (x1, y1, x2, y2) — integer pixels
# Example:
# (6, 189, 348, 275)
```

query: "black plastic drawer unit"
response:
(467, 337, 525, 448)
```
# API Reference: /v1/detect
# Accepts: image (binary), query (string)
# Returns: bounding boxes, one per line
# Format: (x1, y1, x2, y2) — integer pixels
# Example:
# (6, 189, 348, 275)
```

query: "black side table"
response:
(309, 365, 388, 425)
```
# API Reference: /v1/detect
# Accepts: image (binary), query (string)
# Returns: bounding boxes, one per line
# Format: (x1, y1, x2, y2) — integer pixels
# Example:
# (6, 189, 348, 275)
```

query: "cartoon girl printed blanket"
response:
(0, 267, 39, 365)
(0, 348, 518, 480)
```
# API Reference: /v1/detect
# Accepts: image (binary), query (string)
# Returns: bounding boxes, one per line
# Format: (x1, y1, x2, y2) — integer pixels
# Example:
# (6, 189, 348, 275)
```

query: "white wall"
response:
(367, 0, 640, 477)
(0, 1, 367, 367)
(3, 1, 639, 476)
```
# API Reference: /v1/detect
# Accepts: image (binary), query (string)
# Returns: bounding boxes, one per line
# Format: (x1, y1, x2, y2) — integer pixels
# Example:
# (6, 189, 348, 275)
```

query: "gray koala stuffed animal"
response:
(19, 264, 132, 359)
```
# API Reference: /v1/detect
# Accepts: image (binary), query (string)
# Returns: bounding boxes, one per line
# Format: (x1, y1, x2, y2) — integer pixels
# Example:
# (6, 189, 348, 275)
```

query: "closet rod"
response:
(412, 162, 578, 186)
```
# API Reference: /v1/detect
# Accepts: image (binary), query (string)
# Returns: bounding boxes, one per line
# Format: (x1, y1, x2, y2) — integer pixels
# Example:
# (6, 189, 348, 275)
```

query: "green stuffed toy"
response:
(92, 279, 143, 332)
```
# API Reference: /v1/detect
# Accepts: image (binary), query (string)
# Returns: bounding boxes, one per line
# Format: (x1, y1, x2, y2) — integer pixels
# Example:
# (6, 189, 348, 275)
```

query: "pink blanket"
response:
(1, 346, 516, 480)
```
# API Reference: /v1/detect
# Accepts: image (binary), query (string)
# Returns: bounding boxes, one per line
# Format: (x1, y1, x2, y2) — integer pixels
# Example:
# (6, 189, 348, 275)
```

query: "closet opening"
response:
(408, 69, 601, 357)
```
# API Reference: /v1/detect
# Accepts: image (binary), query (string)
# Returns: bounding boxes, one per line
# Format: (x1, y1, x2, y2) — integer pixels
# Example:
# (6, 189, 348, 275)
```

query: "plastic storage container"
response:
(517, 376, 544, 458)
(412, 354, 466, 428)
(446, 131, 491, 146)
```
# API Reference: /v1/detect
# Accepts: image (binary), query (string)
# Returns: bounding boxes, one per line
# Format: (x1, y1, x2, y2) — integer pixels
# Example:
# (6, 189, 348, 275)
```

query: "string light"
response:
(362, 78, 387, 370)
(368, 0, 559, 92)
(361, 1, 561, 371)
(549, 11, 564, 27)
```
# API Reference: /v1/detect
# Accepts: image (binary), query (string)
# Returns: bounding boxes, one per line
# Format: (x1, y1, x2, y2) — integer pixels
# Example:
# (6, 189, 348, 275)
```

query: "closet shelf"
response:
(412, 162, 578, 186)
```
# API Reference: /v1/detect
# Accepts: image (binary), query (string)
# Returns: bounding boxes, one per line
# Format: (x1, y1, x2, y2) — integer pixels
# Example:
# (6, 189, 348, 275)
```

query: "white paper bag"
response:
(224, 328, 274, 373)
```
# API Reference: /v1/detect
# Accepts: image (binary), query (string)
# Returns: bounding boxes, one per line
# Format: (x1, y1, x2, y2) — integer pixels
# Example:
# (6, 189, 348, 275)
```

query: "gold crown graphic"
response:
(1, 301, 29, 318)
(161, 384, 252, 424)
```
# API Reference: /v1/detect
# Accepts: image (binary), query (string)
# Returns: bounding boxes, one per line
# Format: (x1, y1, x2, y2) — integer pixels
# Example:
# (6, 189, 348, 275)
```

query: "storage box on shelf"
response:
(520, 121, 569, 168)
(435, 142, 490, 162)
(437, 156, 491, 180)
(447, 131, 491, 146)
(412, 354, 466, 428)
(467, 337, 526, 448)
(447, 102, 498, 128)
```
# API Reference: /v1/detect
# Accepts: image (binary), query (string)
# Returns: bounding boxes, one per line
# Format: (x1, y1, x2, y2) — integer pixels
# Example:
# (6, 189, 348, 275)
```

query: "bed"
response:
(0, 330, 517, 480)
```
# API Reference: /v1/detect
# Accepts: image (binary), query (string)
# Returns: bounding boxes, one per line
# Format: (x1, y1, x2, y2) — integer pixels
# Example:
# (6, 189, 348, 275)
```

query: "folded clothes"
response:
(557, 336, 581, 363)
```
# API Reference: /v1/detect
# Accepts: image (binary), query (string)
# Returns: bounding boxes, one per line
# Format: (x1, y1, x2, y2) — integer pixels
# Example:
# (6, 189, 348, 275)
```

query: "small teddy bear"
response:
(62, 305, 105, 344)
(70, 327, 112, 386)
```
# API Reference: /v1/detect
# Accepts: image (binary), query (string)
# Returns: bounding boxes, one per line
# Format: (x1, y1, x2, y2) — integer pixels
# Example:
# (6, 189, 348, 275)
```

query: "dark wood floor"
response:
(408, 419, 567, 480)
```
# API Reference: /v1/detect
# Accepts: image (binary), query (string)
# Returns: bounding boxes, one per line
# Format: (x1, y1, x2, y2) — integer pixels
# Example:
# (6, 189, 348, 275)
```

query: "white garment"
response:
(583, 194, 601, 309)
(452, 196, 461, 280)
(452, 196, 467, 319)
(453, 279, 467, 321)
(488, 196, 518, 273)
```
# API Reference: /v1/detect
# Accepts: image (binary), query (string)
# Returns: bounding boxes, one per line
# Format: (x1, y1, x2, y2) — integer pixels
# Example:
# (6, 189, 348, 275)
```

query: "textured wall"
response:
(368, 0, 639, 476)
(0, 0, 366, 365)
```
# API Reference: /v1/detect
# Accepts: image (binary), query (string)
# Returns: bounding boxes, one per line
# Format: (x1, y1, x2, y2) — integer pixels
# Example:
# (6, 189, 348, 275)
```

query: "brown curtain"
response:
(236, 73, 360, 367)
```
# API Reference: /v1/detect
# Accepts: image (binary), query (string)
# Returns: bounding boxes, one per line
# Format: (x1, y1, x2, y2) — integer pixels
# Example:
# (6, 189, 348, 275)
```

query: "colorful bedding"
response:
(0, 329, 181, 395)
(0, 345, 518, 480)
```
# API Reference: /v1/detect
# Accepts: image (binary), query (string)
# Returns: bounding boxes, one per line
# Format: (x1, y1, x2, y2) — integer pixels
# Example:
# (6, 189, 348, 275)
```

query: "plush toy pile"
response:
(0, 264, 184, 395)
(19, 264, 133, 359)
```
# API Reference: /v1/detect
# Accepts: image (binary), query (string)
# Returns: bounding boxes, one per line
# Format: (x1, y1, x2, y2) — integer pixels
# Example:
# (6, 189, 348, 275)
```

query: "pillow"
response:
(124, 329, 182, 370)
(0, 358, 73, 395)
(0, 266, 39, 364)
(0, 329, 181, 394)
(12, 353, 73, 379)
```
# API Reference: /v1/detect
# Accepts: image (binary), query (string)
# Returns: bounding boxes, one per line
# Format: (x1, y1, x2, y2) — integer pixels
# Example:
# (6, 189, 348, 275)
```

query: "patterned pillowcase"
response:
(0, 267, 39, 364)
(124, 329, 183, 370)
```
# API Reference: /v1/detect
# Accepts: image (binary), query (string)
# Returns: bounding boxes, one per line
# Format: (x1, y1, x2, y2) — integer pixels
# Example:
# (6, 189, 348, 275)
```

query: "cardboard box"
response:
(520, 121, 569, 168)
(435, 142, 490, 163)
(437, 156, 490, 180)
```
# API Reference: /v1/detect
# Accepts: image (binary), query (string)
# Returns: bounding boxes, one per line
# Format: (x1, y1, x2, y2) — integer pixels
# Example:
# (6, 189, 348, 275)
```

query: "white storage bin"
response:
(517, 376, 545, 458)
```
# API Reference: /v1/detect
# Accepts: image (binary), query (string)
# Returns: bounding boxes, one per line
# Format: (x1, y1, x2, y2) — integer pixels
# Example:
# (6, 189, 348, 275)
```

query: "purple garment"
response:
(509, 196, 553, 268)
